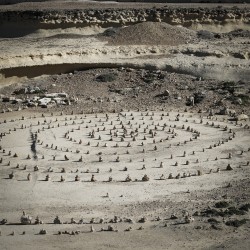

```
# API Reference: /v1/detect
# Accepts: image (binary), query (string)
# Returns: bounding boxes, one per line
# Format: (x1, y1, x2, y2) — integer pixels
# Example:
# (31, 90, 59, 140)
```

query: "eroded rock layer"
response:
(0, 6, 249, 33)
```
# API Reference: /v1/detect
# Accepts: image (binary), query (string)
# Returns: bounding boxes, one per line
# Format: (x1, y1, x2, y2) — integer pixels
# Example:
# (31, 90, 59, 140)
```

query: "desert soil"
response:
(0, 1, 250, 250)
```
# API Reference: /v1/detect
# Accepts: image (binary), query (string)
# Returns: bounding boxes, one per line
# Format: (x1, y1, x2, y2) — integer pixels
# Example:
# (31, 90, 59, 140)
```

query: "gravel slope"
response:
(106, 22, 197, 46)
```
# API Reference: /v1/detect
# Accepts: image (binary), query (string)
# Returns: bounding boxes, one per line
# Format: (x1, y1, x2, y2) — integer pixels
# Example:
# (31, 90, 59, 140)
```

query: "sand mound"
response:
(105, 22, 197, 46)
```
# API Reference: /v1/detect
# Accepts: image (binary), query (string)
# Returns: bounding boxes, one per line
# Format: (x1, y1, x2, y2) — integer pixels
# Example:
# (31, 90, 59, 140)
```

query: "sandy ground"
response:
(0, 109, 250, 249)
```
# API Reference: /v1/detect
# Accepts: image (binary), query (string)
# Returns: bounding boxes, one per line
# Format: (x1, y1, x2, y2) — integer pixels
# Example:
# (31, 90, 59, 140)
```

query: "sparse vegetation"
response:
(96, 73, 117, 82)
(208, 218, 220, 224)
(239, 203, 250, 211)
(225, 219, 247, 227)
(222, 81, 235, 94)
(201, 206, 246, 217)
(215, 201, 230, 208)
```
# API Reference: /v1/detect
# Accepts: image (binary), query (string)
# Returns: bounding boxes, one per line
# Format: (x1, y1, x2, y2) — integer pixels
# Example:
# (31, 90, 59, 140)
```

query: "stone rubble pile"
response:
(1, 88, 77, 110)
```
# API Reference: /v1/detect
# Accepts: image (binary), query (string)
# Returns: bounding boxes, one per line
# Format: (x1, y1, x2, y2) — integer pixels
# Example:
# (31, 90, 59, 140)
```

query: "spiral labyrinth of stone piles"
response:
(1, 110, 249, 188)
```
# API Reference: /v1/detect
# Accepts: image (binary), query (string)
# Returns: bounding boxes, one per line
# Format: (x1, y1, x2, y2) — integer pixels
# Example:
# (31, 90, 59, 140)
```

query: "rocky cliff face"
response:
(0, 7, 249, 36)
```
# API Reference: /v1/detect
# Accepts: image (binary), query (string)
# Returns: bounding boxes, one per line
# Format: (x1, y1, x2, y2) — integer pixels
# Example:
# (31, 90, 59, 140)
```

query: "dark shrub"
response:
(225, 219, 247, 227)
(96, 73, 117, 82)
(215, 201, 230, 208)
(239, 203, 250, 212)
